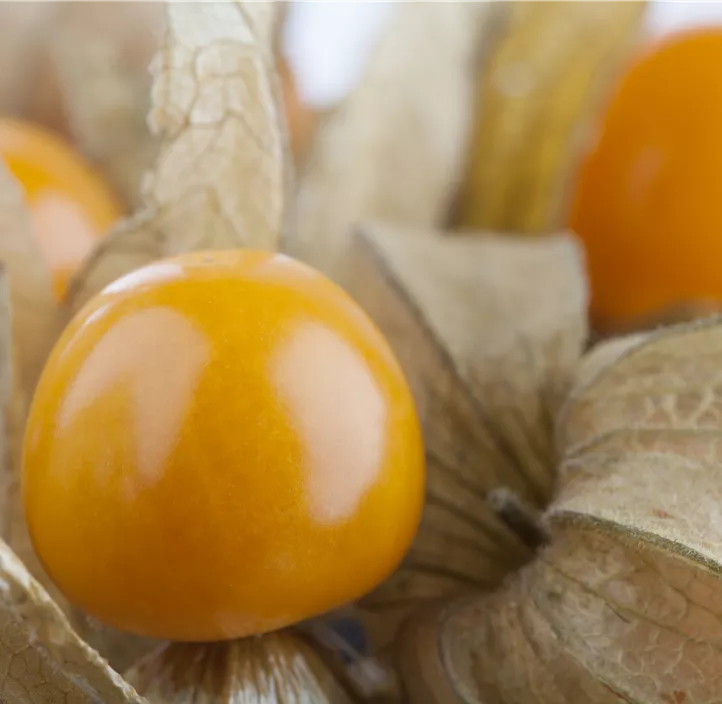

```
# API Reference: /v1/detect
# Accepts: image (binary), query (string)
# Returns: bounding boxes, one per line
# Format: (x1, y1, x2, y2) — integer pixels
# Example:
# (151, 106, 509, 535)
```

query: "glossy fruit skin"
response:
(0, 119, 122, 300)
(570, 29, 722, 328)
(23, 250, 425, 642)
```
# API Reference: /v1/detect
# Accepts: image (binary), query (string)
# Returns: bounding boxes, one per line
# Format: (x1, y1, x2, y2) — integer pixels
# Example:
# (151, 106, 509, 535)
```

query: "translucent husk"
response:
(5, 2, 722, 702)
(125, 632, 355, 704)
(453, 1, 647, 234)
(347, 221, 722, 701)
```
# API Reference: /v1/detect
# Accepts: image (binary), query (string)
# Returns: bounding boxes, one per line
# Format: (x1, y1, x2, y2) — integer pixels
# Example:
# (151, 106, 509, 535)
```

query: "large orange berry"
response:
(570, 29, 722, 328)
(23, 250, 424, 642)
(0, 119, 122, 300)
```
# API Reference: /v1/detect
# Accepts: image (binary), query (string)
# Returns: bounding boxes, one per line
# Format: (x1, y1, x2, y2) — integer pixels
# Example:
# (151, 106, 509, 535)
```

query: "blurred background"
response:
(278, 0, 722, 336)
(282, 1, 722, 109)
(4, 0, 722, 339)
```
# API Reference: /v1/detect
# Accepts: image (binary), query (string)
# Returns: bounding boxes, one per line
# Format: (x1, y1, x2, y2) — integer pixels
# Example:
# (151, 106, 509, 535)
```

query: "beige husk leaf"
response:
(0, 264, 16, 542)
(0, 164, 60, 603)
(0, 538, 148, 704)
(288, 1, 499, 281)
(66, 0, 288, 314)
(0, 1, 163, 207)
(0, 3, 56, 117)
(347, 225, 588, 653)
(30, 2, 165, 209)
(348, 223, 722, 701)
(455, 1, 646, 234)
(125, 632, 354, 704)
(0, 165, 57, 405)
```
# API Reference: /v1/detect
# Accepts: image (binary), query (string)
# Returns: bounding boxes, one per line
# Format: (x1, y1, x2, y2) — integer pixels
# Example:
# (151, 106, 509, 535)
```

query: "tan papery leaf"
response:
(0, 537, 147, 704)
(401, 322, 722, 702)
(455, 1, 647, 234)
(347, 223, 722, 700)
(67, 0, 288, 313)
(125, 632, 353, 704)
(34, 2, 164, 209)
(0, 3, 57, 117)
(346, 225, 588, 651)
(0, 164, 57, 398)
(0, 164, 62, 600)
(289, 2, 497, 281)
(0, 269, 14, 541)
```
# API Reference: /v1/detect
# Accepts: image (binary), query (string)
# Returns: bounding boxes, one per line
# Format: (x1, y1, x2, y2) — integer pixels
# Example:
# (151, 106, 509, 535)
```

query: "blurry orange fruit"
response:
(23, 250, 425, 641)
(570, 29, 722, 328)
(0, 119, 122, 301)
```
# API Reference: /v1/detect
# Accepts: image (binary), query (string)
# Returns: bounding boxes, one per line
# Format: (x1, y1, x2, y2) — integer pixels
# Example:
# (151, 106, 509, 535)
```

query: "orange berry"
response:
(570, 29, 722, 328)
(0, 119, 122, 301)
(23, 250, 424, 641)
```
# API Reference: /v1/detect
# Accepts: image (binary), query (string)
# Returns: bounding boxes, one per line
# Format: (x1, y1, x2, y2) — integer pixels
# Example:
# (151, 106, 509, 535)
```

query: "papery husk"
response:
(349, 220, 722, 700)
(455, 1, 647, 234)
(0, 164, 60, 597)
(0, 165, 57, 403)
(0, 537, 148, 704)
(28, 2, 165, 210)
(66, 0, 289, 315)
(125, 631, 354, 704)
(288, 1, 498, 281)
(0, 267, 15, 540)
(346, 225, 588, 652)
(409, 321, 722, 701)
(0, 2, 162, 211)
(0, 3, 56, 118)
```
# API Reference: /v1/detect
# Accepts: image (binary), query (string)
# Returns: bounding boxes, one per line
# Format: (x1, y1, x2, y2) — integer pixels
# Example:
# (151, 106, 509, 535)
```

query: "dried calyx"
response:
(346, 227, 587, 654)
(349, 222, 722, 702)
(125, 632, 354, 704)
